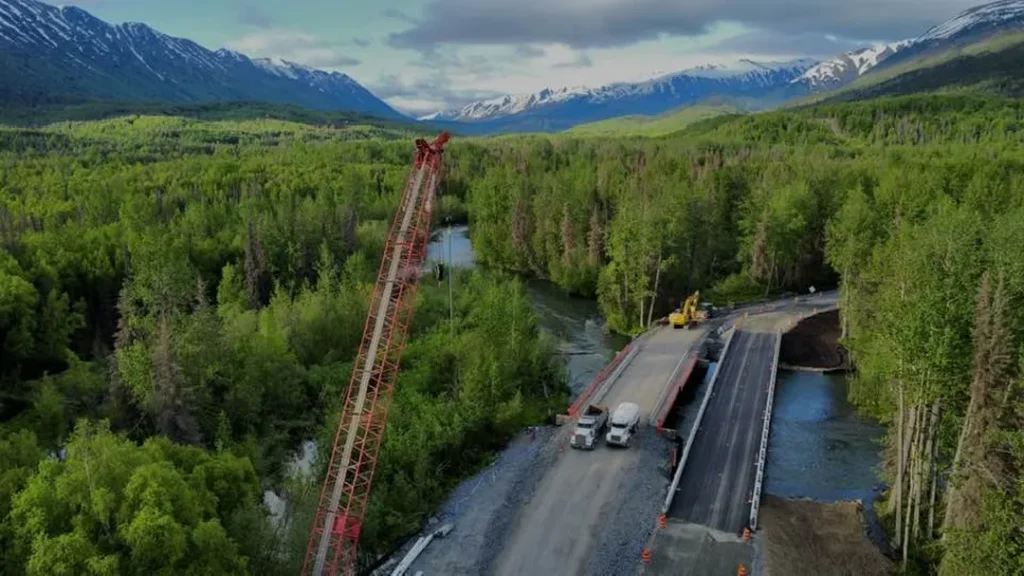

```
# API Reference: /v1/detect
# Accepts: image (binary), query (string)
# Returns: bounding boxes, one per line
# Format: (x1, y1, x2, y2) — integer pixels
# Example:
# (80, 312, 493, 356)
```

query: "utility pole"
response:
(447, 217, 454, 337)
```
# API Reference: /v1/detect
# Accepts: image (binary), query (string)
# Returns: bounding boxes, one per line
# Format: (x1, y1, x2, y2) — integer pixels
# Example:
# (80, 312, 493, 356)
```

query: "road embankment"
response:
(758, 495, 892, 576)
(779, 309, 849, 372)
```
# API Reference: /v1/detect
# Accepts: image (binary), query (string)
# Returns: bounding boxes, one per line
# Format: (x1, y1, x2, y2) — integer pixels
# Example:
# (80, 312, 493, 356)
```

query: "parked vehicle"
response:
(605, 402, 641, 447)
(571, 405, 608, 450)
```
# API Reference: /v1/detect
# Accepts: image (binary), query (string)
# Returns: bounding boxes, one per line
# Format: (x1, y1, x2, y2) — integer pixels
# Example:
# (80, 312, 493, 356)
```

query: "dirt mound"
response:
(780, 309, 848, 370)
(759, 495, 892, 576)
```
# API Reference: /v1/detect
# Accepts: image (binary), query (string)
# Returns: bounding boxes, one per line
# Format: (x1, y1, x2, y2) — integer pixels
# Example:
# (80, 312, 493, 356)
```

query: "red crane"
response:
(303, 132, 451, 576)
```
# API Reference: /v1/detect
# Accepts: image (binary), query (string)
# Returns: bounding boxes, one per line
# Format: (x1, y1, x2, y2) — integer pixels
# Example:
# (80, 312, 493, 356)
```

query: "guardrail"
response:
(749, 331, 782, 531)
(567, 344, 633, 417)
(561, 330, 648, 426)
(662, 327, 737, 515)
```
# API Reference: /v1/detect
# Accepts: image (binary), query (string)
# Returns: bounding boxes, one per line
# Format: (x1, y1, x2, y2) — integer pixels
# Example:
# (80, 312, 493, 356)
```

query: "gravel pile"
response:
(584, 427, 673, 576)
(475, 425, 565, 575)
(388, 425, 565, 576)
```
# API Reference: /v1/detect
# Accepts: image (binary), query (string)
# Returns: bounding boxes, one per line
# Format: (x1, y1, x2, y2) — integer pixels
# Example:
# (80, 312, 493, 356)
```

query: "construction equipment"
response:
(302, 132, 450, 576)
(669, 291, 705, 329)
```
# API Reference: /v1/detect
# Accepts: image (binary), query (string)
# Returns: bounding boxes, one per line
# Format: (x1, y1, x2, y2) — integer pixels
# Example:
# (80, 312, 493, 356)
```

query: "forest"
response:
(0, 115, 558, 574)
(2, 92, 1023, 573)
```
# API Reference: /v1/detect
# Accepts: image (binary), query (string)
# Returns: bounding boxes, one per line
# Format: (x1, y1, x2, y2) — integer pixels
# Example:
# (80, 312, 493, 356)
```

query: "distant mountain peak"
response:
(0, 0, 401, 118)
(794, 41, 911, 90)
(916, 0, 1024, 42)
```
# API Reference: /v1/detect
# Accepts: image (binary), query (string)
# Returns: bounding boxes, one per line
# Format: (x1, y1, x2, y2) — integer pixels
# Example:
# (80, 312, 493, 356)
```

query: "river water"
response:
(764, 371, 884, 503)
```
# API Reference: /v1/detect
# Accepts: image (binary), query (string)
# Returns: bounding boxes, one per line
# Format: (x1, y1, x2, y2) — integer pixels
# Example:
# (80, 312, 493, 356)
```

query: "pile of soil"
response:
(780, 309, 849, 370)
(759, 495, 892, 576)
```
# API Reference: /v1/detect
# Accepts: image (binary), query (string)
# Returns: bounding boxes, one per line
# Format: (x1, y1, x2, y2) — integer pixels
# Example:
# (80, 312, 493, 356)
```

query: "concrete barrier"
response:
(662, 328, 737, 515)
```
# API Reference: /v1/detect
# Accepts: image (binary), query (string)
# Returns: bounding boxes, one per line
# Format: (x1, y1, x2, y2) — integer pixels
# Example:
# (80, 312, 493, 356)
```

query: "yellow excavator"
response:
(669, 291, 705, 329)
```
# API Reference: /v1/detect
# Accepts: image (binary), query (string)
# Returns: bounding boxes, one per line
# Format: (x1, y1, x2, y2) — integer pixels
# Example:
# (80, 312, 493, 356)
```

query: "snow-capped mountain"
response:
(427, 58, 817, 126)
(0, 0, 400, 118)
(420, 86, 593, 122)
(795, 0, 1024, 93)
(916, 0, 1024, 43)
(795, 41, 914, 91)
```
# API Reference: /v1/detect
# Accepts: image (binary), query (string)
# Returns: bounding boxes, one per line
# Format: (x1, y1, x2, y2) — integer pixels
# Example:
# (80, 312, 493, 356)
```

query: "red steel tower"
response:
(303, 132, 451, 576)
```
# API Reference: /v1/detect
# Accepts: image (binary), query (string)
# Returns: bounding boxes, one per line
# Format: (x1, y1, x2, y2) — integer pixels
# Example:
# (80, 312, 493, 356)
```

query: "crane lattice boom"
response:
(303, 132, 451, 576)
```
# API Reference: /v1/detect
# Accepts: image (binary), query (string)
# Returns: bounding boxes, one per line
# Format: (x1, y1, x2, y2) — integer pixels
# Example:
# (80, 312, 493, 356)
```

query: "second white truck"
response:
(605, 402, 641, 447)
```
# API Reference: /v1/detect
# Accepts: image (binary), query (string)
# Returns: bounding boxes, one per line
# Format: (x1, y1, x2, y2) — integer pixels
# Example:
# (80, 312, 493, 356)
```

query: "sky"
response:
(51, 0, 983, 116)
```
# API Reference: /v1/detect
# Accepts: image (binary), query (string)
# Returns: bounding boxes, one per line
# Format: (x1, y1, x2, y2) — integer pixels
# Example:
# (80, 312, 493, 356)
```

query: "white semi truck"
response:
(571, 405, 608, 450)
(605, 402, 640, 447)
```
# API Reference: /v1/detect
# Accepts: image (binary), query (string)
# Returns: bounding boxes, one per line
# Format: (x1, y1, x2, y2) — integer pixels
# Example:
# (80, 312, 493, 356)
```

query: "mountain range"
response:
(1, 0, 1023, 132)
(0, 0, 401, 119)
(427, 0, 1024, 132)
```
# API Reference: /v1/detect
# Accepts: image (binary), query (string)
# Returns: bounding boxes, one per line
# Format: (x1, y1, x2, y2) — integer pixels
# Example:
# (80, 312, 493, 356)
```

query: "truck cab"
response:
(571, 405, 608, 450)
(605, 402, 641, 447)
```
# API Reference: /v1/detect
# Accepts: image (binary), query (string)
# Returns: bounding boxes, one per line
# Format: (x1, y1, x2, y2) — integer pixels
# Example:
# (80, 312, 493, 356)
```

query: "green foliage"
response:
(355, 271, 563, 556)
(566, 104, 744, 137)
(8, 420, 253, 576)
(0, 101, 428, 137)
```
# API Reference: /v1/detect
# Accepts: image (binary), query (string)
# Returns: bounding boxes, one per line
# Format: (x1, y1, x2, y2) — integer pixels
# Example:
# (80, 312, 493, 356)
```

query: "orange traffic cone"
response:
(641, 549, 652, 564)
(737, 564, 748, 576)
(658, 514, 667, 529)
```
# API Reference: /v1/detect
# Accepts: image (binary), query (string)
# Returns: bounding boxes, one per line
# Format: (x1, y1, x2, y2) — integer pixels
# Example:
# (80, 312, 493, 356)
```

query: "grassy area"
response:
(565, 104, 744, 137)
(0, 99, 430, 139)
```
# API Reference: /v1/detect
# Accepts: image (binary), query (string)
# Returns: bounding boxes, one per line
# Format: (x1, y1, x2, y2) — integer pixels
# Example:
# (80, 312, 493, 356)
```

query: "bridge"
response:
(398, 293, 837, 576)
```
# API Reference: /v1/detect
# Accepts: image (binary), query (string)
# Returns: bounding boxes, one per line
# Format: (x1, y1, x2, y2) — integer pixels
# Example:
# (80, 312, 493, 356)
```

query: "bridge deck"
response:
(668, 330, 779, 534)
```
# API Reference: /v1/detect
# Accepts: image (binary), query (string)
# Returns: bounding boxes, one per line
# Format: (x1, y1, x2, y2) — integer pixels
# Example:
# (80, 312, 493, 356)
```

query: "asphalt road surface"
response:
(493, 325, 706, 576)
(668, 330, 778, 534)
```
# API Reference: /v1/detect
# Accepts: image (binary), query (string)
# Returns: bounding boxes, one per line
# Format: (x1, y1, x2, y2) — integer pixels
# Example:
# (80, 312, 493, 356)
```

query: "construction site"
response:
(299, 133, 891, 576)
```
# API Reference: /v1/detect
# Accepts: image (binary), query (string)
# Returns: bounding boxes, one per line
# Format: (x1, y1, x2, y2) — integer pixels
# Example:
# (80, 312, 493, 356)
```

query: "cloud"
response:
(352, 37, 372, 48)
(239, 4, 272, 28)
(370, 73, 505, 115)
(408, 49, 503, 81)
(553, 52, 593, 68)
(227, 30, 361, 69)
(514, 44, 546, 58)
(708, 29, 868, 58)
(388, 0, 976, 51)
(382, 8, 418, 24)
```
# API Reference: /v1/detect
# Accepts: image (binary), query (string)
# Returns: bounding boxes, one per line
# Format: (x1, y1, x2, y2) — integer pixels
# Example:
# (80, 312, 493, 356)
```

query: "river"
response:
(268, 226, 882, 533)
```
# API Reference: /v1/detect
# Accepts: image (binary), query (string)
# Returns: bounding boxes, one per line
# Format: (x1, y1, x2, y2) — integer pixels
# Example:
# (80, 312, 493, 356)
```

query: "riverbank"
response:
(780, 309, 849, 371)
(759, 495, 892, 576)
